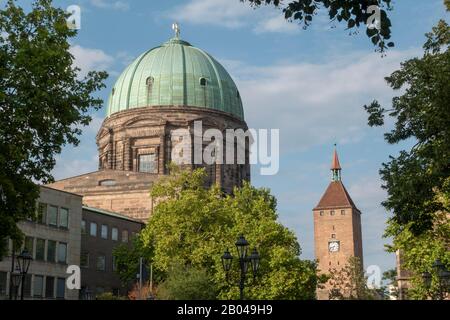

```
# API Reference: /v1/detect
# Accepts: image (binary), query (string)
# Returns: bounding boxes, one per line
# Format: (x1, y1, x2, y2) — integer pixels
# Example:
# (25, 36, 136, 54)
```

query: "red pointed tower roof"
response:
(331, 148, 341, 170)
(314, 148, 359, 211)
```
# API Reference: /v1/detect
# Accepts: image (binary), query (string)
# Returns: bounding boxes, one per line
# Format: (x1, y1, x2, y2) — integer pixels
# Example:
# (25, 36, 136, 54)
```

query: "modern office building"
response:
(80, 206, 144, 299)
(0, 186, 82, 300)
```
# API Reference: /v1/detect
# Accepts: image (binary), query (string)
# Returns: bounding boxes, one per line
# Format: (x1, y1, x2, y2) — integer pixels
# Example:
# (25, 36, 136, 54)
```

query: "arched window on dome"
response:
(237, 90, 240, 99)
(146, 76, 154, 105)
(199, 77, 208, 106)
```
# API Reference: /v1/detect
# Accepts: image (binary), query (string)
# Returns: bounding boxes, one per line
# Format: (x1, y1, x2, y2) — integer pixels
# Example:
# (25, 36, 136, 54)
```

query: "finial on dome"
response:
(172, 22, 180, 39)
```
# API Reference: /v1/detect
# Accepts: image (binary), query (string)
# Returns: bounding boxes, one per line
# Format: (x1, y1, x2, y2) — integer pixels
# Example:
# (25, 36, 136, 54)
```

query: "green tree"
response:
(0, 0, 107, 258)
(242, 0, 394, 52)
(113, 235, 156, 286)
(384, 177, 450, 300)
(328, 257, 377, 300)
(133, 166, 325, 300)
(157, 264, 218, 300)
(364, 17, 450, 235)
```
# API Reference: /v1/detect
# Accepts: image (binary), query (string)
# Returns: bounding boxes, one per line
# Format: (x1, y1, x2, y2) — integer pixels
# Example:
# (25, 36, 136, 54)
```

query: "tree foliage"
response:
(242, 0, 394, 52)
(123, 167, 325, 299)
(0, 0, 107, 258)
(157, 264, 218, 300)
(113, 235, 156, 285)
(363, 18, 450, 235)
(384, 177, 450, 300)
(328, 257, 377, 300)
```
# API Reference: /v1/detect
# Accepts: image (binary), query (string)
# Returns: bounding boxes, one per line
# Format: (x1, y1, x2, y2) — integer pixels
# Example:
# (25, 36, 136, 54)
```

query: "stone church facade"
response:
(48, 32, 250, 222)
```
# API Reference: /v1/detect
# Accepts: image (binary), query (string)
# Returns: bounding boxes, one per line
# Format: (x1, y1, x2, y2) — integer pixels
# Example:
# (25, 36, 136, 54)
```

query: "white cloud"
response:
(70, 45, 114, 78)
(168, 0, 332, 34)
(90, 0, 130, 11)
(254, 13, 299, 34)
(168, 0, 252, 28)
(222, 49, 420, 153)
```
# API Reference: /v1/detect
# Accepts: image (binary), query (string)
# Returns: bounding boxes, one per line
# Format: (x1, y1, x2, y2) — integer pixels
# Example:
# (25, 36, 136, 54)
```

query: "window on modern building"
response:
(111, 227, 118, 241)
(36, 202, 47, 224)
(59, 208, 69, 228)
(23, 274, 32, 298)
(0, 272, 7, 296)
(138, 154, 157, 173)
(122, 230, 129, 243)
(33, 275, 44, 298)
(90, 222, 97, 237)
(56, 278, 65, 299)
(330, 210, 335, 216)
(112, 256, 117, 272)
(97, 255, 106, 271)
(341, 210, 345, 215)
(81, 220, 86, 235)
(36, 239, 45, 261)
(48, 206, 58, 226)
(80, 252, 89, 268)
(45, 277, 54, 299)
(319, 211, 324, 216)
(96, 287, 105, 296)
(47, 240, 56, 263)
(24, 236, 34, 256)
(58, 242, 67, 264)
(101, 225, 108, 239)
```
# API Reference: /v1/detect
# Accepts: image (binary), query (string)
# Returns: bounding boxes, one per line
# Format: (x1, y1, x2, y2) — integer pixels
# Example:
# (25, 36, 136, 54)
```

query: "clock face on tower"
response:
(328, 241, 340, 252)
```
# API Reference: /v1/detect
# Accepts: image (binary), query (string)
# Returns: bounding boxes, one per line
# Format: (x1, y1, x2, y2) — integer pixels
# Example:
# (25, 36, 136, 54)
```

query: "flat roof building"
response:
(0, 186, 82, 300)
(80, 206, 144, 299)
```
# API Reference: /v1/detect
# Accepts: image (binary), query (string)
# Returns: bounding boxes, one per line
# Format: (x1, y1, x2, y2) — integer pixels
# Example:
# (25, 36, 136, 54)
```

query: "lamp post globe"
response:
(235, 234, 249, 260)
(221, 249, 233, 273)
(248, 248, 260, 277)
(17, 249, 33, 300)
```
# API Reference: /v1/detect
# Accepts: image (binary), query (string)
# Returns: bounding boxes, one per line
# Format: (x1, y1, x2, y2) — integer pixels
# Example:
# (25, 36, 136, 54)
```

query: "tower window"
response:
(199, 77, 207, 86)
(331, 234, 336, 239)
(341, 210, 345, 215)
(319, 211, 324, 216)
(139, 154, 157, 173)
(330, 210, 335, 216)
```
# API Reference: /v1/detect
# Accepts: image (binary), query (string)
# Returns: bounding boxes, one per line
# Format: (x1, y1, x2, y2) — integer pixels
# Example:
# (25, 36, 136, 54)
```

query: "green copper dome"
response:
(107, 37, 244, 120)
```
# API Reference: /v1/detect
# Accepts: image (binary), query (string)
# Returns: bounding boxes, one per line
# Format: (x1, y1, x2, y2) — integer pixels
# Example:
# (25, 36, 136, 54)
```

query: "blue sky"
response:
(21, 0, 448, 273)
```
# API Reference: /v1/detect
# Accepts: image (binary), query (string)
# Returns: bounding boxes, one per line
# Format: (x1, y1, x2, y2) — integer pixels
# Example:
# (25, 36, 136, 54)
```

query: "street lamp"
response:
(221, 234, 260, 300)
(422, 259, 449, 300)
(16, 249, 32, 300)
(10, 272, 22, 300)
